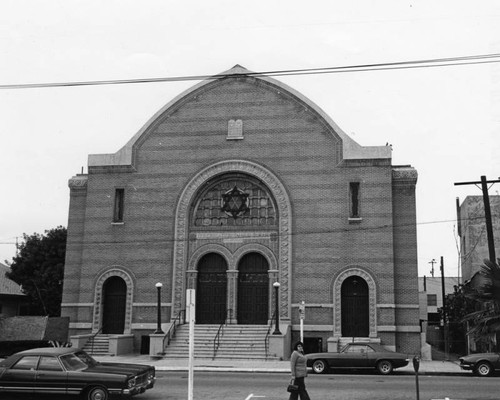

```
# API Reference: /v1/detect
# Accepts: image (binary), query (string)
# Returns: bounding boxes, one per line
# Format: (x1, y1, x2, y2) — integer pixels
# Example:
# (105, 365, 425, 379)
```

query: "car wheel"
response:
(312, 359, 328, 374)
(85, 386, 108, 400)
(475, 361, 492, 377)
(377, 360, 393, 375)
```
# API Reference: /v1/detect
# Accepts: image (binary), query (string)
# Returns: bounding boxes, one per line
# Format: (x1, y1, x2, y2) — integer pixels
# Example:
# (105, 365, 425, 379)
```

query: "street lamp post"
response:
(154, 282, 164, 334)
(273, 282, 281, 335)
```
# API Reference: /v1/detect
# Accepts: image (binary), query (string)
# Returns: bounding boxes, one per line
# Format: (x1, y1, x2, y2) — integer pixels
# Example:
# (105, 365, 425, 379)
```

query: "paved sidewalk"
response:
(94, 354, 464, 375)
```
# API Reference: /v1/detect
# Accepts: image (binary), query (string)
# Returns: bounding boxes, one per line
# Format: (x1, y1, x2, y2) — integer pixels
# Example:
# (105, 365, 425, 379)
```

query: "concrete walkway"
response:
(94, 354, 464, 375)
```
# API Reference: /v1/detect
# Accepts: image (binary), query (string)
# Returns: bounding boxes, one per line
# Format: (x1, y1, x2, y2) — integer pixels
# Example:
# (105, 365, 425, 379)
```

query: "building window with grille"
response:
(113, 188, 125, 223)
(427, 294, 437, 306)
(349, 182, 361, 220)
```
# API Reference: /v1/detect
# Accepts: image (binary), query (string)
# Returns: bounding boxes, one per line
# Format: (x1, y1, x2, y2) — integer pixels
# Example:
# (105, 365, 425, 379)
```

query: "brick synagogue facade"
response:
(61, 65, 420, 355)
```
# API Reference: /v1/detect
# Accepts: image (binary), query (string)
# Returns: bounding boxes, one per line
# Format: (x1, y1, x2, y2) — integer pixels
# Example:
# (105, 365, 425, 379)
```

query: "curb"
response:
(152, 366, 465, 375)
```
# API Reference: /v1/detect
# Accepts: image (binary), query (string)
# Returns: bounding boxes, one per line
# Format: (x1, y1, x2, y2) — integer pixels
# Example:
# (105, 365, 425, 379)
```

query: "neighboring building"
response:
(457, 195, 500, 281)
(418, 276, 460, 326)
(0, 262, 26, 317)
(418, 276, 461, 358)
(61, 65, 420, 356)
(458, 195, 500, 354)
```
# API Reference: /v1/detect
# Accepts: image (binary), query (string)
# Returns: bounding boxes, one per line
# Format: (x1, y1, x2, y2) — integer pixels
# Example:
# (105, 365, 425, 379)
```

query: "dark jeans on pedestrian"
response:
(288, 377, 311, 400)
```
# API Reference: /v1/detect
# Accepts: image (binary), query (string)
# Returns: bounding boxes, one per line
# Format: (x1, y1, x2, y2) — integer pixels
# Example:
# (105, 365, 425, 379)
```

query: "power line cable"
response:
(1, 214, 496, 247)
(59, 214, 497, 247)
(1, 53, 500, 90)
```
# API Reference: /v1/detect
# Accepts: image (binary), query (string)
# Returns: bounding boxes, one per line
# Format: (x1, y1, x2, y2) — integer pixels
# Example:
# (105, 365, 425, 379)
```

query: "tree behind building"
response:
(6, 226, 66, 317)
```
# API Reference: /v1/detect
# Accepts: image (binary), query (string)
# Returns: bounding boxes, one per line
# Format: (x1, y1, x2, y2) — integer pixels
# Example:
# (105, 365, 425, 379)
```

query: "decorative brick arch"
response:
(188, 245, 234, 272)
(333, 268, 377, 338)
(186, 245, 233, 290)
(233, 243, 278, 272)
(93, 268, 134, 334)
(172, 160, 292, 319)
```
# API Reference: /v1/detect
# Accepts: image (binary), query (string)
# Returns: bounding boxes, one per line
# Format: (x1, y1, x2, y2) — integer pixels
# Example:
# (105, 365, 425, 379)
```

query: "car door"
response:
(330, 344, 368, 368)
(364, 345, 379, 367)
(343, 344, 369, 368)
(493, 353, 500, 370)
(0, 355, 39, 394)
(35, 355, 68, 395)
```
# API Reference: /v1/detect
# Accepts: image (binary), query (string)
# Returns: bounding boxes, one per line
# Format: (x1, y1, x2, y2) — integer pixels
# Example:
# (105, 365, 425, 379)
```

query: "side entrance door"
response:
(102, 276, 126, 334)
(341, 276, 369, 337)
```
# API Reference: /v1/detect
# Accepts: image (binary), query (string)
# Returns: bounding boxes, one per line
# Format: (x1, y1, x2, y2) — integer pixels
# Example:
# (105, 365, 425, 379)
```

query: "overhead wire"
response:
(1, 53, 500, 90)
(59, 214, 500, 247)
(1, 53, 498, 252)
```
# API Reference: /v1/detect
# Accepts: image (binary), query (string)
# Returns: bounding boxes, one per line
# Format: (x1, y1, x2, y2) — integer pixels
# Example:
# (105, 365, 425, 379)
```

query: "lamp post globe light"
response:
(155, 282, 164, 334)
(273, 281, 281, 335)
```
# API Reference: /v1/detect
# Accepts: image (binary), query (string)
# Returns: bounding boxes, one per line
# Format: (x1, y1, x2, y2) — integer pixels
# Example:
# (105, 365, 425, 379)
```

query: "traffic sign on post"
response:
(299, 301, 305, 320)
(299, 301, 305, 343)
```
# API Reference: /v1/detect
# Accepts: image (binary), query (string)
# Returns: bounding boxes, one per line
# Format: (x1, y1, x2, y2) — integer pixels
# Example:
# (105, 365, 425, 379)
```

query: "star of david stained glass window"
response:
(221, 186, 249, 219)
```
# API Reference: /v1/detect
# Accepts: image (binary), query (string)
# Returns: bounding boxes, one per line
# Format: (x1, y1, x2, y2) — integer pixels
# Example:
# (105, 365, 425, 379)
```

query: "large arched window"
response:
(190, 174, 277, 228)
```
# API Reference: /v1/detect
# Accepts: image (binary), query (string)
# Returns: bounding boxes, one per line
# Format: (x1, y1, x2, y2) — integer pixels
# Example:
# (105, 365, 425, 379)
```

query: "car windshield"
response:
(60, 351, 99, 371)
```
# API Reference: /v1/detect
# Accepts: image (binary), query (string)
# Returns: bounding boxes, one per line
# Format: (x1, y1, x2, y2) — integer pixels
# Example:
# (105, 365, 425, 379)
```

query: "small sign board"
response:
(299, 301, 305, 320)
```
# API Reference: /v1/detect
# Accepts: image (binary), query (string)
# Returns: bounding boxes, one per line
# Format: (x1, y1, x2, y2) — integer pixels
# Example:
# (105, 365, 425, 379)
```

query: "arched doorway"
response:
(237, 253, 269, 324)
(341, 276, 369, 337)
(102, 276, 127, 334)
(196, 253, 228, 324)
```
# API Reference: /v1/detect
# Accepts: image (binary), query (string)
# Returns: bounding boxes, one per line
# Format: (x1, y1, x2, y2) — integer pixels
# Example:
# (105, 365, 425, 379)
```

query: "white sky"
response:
(1, 1, 499, 277)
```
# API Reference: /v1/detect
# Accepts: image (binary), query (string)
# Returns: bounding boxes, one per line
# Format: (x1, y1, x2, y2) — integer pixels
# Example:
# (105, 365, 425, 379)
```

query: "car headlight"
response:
(128, 377, 136, 388)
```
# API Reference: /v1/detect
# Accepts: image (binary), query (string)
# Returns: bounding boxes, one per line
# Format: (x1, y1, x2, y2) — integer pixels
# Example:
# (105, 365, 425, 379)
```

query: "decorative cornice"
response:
(68, 175, 88, 190)
(392, 167, 418, 184)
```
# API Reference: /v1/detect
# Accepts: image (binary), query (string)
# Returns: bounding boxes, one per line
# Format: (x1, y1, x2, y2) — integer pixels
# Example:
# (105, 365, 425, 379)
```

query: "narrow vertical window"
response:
(349, 182, 360, 218)
(113, 188, 125, 223)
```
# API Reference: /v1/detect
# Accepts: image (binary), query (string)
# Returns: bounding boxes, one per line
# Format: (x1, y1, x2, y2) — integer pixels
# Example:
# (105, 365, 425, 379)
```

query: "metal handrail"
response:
(264, 311, 276, 359)
(163, 309, 185, 350)
(89, 325, 104, 355)
(213, 310, 231, 359)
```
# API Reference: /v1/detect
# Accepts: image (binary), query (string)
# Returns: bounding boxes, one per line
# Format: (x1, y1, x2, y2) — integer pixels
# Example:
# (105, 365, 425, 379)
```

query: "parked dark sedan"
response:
(306, 342, 410, 375)
(0, 347, 155, 399)
(459, 352, 500, 376)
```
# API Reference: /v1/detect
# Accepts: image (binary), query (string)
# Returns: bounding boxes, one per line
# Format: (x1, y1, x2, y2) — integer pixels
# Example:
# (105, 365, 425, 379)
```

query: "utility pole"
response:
(428, 259, 436, 277)
(440, 256, 448, 360)
(455, 175, 500, 263)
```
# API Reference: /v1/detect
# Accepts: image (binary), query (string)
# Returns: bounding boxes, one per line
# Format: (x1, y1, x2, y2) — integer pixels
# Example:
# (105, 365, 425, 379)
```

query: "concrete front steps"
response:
(162, 324, 276, 360)
(82, 334, 111, 356)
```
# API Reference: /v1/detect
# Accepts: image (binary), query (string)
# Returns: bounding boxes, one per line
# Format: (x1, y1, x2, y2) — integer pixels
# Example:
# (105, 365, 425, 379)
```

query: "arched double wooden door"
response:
(341, 276, 369, 337)
(102, 276, 127, 334)
(196, 253, 228, 324)
(195, 252, 270, 324)
(237, 253, 269, 324)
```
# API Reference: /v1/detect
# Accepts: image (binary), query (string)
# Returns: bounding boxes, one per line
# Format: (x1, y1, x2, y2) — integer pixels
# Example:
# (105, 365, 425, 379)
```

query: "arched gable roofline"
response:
(88, 65, 390, 169)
